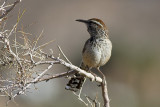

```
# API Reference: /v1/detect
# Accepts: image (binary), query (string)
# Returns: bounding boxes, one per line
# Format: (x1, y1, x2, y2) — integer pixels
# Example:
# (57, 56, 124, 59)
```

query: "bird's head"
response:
(76, 18, 108, 37)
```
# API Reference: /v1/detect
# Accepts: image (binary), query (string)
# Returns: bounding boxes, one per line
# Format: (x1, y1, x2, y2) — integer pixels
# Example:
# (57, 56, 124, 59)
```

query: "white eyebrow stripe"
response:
(91, 20, 103, 27)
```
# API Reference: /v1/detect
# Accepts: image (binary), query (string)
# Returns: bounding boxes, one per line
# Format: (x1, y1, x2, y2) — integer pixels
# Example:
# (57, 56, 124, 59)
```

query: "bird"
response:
(65, 18, 112, 92)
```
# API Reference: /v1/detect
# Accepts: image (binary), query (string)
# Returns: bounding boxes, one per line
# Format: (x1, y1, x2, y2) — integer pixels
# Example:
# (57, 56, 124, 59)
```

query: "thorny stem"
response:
(12, 63, 54, 99)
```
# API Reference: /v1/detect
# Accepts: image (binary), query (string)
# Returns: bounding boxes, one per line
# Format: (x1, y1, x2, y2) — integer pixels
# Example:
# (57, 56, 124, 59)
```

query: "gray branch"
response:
(0, 0, 21, 19)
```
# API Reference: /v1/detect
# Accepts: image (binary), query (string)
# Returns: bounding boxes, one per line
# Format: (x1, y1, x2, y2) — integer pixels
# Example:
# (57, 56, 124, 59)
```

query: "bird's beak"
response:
(76, 19, 89, 24)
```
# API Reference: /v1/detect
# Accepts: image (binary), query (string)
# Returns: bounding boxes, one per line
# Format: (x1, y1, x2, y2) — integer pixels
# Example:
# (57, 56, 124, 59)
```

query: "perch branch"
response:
(97, 68, 110, 107)
(42, 53, 103, 83)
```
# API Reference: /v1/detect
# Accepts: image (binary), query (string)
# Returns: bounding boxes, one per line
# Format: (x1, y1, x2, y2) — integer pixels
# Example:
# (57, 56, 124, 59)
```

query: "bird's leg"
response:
(88, 69, 98, 82)
(96, 67, 106, 86)
(97, 67, 105, 79)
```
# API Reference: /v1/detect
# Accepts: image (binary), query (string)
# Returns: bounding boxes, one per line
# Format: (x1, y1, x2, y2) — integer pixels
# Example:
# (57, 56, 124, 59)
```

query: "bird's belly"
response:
(99, 47, 111, 66)
(82, 39, 112, 68)
(82, 47, 101, 68)
(99, 40, 112, 66)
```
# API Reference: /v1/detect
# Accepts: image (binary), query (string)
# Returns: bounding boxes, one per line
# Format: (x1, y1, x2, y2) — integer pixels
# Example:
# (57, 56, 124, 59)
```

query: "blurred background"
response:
(0, 0, 160, 107)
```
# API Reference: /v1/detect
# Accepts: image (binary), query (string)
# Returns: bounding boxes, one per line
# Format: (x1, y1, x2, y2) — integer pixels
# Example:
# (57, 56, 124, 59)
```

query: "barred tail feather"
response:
(65, 73, 85, 92)
(65, 62, 89, 92)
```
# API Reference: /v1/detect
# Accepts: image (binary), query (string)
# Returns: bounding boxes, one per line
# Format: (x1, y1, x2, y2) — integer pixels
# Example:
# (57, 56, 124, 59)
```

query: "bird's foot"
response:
(89, 71, 98, 82)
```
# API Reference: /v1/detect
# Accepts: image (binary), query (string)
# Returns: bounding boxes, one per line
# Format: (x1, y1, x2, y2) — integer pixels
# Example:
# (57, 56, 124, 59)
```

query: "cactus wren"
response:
(65, 18, 112, 92)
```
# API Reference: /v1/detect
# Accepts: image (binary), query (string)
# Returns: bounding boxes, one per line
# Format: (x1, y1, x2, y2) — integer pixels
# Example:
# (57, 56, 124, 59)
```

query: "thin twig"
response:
(0, 0, 21, 19)
(86, 95, 94, 107)
(85, 95, 100, 107)
(27, 70, 75, 84)
(12, 63, 54, 99)
(58, 45, 72, 64)
(33, 29, 44, 50)
(73, 78, 87, 106)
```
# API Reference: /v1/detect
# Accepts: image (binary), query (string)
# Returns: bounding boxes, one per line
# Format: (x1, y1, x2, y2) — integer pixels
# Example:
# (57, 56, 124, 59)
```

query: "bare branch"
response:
(73, 78, 88, 106)
(85, 95, 100, 107)
(57, 45, 72, 64)
(27, 70, 75, 84)
(0, 0, 21, 19)
(12, 63, 54, 99)
(101, 78, 110, 107)
(97, 68, 110, 107)
(42, 53, 103, 83)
